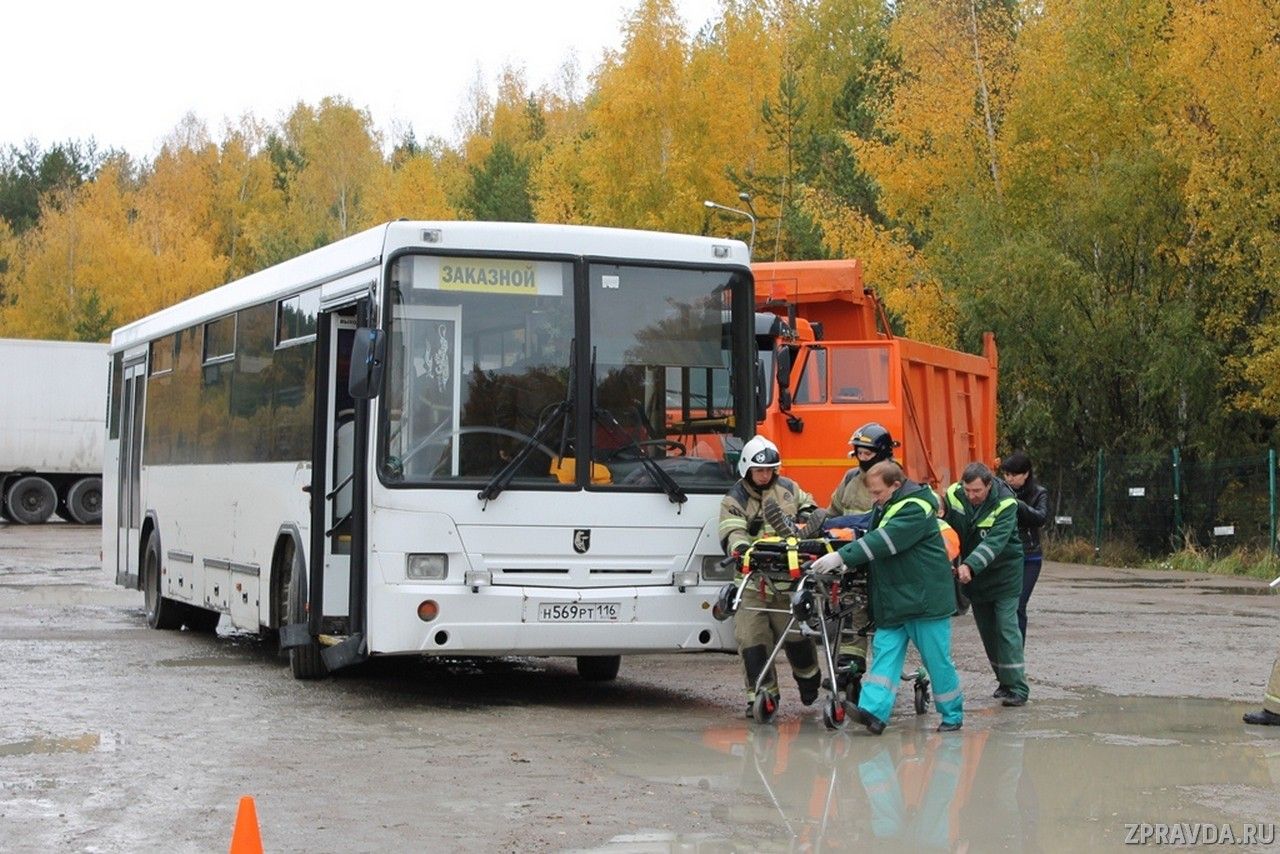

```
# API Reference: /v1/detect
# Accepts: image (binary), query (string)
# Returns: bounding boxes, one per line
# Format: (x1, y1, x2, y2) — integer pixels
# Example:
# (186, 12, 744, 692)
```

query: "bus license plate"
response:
(538, 602, 621, 622)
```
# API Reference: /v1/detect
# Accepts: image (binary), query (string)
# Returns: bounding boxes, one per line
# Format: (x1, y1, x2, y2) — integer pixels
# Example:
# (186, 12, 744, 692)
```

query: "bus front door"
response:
(116, 359, 146, 587)
(321, 313, 356, 629)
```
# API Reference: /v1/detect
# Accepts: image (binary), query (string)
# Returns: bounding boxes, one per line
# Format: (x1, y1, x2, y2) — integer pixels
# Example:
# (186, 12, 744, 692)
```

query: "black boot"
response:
(855, 706, 886, 735)
(1243, 708, 1280, 726)
(796, 673, 821, 706)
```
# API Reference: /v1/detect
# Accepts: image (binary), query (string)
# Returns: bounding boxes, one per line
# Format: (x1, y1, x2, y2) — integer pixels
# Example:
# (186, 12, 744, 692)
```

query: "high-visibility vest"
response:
(877, 496, 960, 561)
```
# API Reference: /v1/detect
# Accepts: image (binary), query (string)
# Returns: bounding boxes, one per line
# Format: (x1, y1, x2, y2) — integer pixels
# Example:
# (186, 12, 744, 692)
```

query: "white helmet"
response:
(738, 435, 782, 478)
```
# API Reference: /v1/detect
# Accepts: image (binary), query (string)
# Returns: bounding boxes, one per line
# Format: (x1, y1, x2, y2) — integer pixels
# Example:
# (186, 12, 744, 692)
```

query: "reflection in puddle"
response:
(584, 697, 1280, 852)
(0, 733, 104, 757)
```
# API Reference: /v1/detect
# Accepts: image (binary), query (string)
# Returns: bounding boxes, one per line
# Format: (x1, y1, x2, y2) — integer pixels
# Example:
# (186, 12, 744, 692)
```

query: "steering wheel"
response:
(605, 439, 687, 461)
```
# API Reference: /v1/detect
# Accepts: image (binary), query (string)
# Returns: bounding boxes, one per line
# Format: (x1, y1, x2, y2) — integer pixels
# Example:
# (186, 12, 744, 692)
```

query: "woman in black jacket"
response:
(1000, 452, 1049, 643)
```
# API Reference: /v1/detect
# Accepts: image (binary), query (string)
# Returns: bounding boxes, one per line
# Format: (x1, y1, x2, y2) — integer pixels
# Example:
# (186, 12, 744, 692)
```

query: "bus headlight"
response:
(406, 553, 448, 580)
(701, 554, 734, 582)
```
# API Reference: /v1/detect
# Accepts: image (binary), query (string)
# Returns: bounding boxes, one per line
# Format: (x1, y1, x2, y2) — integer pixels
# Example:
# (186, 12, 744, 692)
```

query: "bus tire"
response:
(65, 477, 103, 525)
(576, 655, 621, 682)
(281, 541, 326, 680)
(143, 534, 184, 630)
(7, 476, 56, 524)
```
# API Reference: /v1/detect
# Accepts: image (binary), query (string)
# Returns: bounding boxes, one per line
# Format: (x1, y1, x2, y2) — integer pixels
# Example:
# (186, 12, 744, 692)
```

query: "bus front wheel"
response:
(278, 540, 326, 680)
(576, 655, 621, 682)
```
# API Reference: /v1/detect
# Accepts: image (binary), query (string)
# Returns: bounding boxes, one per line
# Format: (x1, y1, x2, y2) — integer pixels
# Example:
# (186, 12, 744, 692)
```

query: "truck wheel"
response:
(278, 540, 326, 680)
(7, 476, 56, 524)
(576, 655, 621, 682)
(143, 534, 184, 630)
(65, 477, 103, 525)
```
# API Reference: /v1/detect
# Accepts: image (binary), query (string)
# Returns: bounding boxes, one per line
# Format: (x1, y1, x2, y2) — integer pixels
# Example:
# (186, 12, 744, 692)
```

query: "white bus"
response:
(105, 221, 759, 679)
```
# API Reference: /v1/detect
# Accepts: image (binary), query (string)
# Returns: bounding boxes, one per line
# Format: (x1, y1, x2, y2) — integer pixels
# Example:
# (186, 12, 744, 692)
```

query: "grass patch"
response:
(1044, 536, 1147, 567)
(1146, 545, 1279, 580)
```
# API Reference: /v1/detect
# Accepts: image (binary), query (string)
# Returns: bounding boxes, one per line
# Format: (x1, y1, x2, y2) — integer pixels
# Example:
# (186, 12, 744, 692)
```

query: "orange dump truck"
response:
(752, 260, 998, 501)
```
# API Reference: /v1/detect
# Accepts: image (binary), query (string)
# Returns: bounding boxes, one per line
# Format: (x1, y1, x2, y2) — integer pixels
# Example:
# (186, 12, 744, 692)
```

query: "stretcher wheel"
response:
(751, 692, 779, 724)
(822, 698, 850, 731)
(913, 679, 930, 715)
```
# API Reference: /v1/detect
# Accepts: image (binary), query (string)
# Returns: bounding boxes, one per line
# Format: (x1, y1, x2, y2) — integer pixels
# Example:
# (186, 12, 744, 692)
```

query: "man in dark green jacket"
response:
(811, 461, 964, 734)
(943, 462, 1029, 705)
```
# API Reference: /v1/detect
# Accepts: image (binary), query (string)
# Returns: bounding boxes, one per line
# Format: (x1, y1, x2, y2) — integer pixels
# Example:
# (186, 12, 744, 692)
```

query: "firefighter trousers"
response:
(733, 579, 820, 701)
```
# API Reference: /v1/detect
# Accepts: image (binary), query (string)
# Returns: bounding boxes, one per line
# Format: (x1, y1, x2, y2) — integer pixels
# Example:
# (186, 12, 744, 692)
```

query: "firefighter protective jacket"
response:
(833, 479, 956, 628)
(718, 476, 816, 556)
(942, 478, 1024, 603)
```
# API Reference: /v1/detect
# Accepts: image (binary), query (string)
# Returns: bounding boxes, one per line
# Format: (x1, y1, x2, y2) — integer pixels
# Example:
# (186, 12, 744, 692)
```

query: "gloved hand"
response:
(810, 550, 845, 573)
(762, 497, 799, 538)
(797, 508, 830, 538)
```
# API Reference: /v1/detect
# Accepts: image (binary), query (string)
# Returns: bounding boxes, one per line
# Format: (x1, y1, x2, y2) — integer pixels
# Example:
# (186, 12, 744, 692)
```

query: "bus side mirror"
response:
(349, 328, 386, 399)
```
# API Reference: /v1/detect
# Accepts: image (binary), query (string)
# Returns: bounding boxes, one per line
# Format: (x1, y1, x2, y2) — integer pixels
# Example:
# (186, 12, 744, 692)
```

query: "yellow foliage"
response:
(800, 187, 956, 344)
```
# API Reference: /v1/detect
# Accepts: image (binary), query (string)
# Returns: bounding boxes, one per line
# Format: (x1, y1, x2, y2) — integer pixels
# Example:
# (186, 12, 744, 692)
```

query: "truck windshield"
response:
(589, 263, 742, 492)
(380, 254, 576, 486)
(794, 344, 891, 404)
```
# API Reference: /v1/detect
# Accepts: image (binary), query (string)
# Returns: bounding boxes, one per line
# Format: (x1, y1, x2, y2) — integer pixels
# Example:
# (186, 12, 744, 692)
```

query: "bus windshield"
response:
(379, 254, 743, 492)
(381, 254, 576, 486)
(588, 263, 740, 491)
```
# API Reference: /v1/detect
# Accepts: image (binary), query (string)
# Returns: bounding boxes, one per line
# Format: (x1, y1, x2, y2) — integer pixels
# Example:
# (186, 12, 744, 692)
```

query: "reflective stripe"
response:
(993, 661, 1025, 670)
(934, 687, 962, 703)
(976, 497, 1017, 529)
(879, 496, 935, 525)
(719, 518, 744, 533)
(975, 543, 995, 562)
(1264, 691, 1280, 705)
(879, 529, 898, 555)
(857, 539, 875, 561)
(947, 483, 965, 512)
(864, 673, 895, 689)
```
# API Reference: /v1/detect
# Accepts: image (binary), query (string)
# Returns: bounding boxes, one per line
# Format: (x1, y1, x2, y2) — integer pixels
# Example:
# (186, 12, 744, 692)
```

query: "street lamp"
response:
(703, 195, 756, 258)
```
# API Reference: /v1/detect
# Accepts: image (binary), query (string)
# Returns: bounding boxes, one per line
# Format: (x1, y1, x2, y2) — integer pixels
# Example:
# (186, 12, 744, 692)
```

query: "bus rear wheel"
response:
(576, 655, 621, 682)
(143, 534, 184, 630)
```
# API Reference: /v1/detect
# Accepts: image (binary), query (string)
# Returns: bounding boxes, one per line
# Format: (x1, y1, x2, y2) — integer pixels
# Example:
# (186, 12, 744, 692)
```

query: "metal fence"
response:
(1039, 449, 1279, 559)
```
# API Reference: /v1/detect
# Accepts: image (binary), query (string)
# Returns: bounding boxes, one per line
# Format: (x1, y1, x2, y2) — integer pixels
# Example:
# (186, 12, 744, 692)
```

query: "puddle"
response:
(0, 733, 107, 757)
(580, 696, 1280, 851)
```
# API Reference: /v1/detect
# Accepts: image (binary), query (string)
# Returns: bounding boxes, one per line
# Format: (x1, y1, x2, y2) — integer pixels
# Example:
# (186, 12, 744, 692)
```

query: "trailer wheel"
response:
(576, 655, 621, 682)
(65, 477, 103, 525)
(7, 476, 56, 524)
(143, 534, 184, 630)
(279, 540, 326, 680)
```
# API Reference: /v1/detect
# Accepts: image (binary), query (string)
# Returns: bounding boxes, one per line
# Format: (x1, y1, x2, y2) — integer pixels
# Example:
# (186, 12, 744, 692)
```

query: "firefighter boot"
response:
(783, 640, 822, 706)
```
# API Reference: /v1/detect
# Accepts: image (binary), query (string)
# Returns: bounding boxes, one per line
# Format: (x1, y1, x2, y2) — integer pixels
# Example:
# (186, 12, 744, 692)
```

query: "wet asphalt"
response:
(1, 524, 1278, 852)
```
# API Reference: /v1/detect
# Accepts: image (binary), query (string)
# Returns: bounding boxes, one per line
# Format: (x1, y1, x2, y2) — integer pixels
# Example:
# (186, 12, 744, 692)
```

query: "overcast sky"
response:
(2, 0, 721, 159)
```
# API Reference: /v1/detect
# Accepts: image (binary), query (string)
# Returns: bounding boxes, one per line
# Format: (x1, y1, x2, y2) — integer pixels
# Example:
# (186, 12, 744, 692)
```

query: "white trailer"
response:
(0, 338, 108, 524)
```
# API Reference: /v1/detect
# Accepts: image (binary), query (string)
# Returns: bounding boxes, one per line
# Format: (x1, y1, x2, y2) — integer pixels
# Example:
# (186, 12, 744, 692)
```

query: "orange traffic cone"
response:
(229, 795, 264, 854)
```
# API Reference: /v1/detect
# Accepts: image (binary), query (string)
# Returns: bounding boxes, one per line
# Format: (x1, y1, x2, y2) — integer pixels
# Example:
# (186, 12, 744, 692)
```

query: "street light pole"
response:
(703, 197, 756, 258)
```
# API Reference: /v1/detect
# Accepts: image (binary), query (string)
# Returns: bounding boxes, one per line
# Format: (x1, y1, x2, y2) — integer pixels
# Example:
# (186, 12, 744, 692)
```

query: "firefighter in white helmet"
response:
(717, 435, 822, 718)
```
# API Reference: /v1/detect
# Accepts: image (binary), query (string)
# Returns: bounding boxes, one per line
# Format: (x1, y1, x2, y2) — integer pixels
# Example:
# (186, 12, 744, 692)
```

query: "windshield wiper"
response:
(477, 347, 575, 503)
(589, 349, 686, 506)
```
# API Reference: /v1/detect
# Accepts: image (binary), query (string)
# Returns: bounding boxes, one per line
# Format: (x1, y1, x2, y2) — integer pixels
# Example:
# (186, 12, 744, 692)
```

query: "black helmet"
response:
(848, 422, 898, 461)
